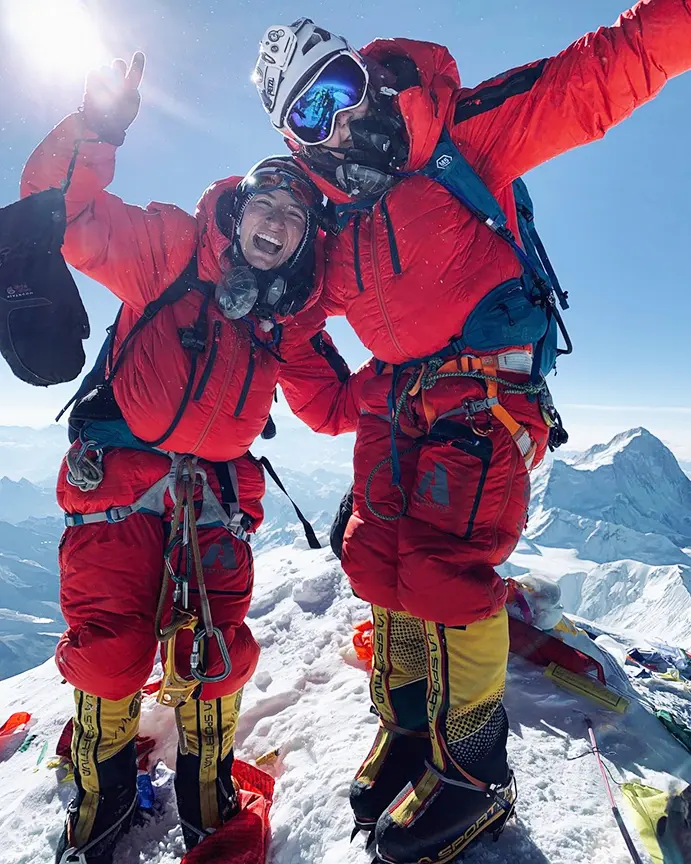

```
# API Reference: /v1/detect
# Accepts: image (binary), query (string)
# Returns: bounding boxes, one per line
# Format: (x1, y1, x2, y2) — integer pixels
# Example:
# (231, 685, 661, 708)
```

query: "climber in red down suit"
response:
(253, 4, 691, 861)
(21, 53, 373, 863)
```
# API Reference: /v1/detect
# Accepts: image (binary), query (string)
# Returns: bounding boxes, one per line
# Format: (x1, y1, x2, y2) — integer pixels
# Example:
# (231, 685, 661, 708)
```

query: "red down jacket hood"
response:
(193, 175, 325, 318)
(294, 38, 461, 203)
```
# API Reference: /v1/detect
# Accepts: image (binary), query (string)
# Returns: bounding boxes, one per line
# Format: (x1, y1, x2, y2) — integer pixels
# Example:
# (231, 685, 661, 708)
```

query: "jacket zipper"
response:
(370, 205, 406, 357)
(353, 214, 365, 292)
(190, 325, 241, 453)
(234, 344, 256, 417)
(193, 319, 221, 402)
(380, 196, 401, 275)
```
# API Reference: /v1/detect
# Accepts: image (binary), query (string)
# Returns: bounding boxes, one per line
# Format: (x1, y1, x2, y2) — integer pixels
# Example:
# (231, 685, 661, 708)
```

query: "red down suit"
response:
(21, 113, 372, 700)
(301, 0, 691, 626)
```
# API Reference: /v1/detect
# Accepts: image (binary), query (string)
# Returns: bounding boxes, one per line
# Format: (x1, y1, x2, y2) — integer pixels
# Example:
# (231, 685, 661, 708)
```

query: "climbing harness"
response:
(366, 347, 547, 520)
(63, 450, 251, 536)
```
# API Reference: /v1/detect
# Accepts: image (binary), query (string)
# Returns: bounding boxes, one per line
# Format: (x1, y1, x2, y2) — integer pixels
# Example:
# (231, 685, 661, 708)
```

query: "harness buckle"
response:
(229, 511, 251, 541)
(104, 506, 130, 523)
(179, 327, 206, 353)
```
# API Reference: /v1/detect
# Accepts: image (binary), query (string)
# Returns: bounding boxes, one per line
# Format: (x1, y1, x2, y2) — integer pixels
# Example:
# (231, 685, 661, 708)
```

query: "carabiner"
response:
(469, 412, 493, 437)
(190, 627, 233, 684)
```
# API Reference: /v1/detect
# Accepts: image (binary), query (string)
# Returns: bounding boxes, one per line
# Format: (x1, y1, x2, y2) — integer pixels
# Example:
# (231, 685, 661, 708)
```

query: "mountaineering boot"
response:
(350, 607, 431, 832)
(174, 690, 243, 850)
(55, 690, 141, 864)
(375, 609, 517, 864)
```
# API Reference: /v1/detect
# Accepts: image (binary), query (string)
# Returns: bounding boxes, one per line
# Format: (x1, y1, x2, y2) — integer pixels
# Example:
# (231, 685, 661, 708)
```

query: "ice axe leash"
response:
(585, 717, 644, 864)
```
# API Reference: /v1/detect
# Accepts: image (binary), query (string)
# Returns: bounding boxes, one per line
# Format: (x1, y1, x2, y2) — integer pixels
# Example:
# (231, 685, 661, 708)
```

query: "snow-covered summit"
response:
(0, 544, 690, 864)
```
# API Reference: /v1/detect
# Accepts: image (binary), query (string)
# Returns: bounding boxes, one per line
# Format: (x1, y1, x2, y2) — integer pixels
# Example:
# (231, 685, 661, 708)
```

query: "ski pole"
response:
(584, 717, 643, 864)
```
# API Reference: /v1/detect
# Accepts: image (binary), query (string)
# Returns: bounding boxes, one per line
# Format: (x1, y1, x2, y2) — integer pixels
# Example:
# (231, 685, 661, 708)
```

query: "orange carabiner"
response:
(468, 411, 493, 437)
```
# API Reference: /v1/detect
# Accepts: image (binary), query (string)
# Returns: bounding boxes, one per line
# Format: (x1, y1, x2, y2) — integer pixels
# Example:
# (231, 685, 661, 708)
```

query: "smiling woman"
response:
(239, 191, 307, 270)
(3, 0, 107, 79)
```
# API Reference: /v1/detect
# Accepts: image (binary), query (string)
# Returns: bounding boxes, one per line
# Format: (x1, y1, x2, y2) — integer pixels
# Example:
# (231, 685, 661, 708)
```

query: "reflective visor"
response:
(245, 169, 318, 209)
(286, 53, 368, 146)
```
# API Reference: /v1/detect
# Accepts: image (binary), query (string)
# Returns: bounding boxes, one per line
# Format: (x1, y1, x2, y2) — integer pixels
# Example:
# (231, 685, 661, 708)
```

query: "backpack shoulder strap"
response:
(513, 179, 569, 310)
(419, 127, 508, 230)
(419, 129, 553, 301)
(106, 253, 205, 382)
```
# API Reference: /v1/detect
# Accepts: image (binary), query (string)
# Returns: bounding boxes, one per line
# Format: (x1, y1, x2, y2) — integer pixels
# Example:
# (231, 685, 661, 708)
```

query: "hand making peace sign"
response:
(82, 51, 146, 146)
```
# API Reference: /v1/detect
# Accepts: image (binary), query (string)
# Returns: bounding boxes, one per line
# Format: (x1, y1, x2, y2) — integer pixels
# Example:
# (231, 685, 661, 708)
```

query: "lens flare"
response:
(4, 0, 107, 80)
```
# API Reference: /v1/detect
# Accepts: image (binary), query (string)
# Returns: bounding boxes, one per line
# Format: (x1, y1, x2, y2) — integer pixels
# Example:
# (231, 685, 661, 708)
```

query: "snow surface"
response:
(1, 542, 691, 864)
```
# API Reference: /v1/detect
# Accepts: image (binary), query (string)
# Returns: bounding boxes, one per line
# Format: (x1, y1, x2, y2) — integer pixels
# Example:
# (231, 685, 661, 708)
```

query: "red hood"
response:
(295, 38, 461, 204)
(194, 175, 241, 284)
(193, 175, 324, 318)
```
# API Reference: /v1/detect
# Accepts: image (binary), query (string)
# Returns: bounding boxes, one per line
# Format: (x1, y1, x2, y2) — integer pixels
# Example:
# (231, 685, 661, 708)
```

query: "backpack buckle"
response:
(179, 327, 206, 353)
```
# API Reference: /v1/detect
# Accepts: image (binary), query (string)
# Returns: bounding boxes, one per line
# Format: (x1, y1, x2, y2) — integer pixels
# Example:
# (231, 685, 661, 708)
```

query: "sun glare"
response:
(4, 0, 107, 80)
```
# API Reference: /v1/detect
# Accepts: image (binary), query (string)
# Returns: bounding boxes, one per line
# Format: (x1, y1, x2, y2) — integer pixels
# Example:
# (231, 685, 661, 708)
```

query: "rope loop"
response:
(65, 440, 104, 492)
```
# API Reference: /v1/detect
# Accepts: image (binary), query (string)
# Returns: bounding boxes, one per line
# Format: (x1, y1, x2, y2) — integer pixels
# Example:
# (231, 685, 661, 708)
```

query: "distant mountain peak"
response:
(530, 426, 691, 552)
(571, 427, 676, 471)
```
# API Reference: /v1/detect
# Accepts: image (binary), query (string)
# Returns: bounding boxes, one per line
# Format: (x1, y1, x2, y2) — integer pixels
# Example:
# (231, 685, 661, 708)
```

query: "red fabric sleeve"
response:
(20, 112, 197, 313)
(278, 304, 375, 435)
(451, 0, 691, 190)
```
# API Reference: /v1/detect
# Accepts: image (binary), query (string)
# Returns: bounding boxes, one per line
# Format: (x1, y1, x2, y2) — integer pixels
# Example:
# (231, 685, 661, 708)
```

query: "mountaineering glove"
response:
(82, 51, 145, 146)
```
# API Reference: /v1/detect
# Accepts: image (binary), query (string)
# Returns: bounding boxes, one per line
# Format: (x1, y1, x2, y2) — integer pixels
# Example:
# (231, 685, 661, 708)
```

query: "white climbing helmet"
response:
(254, 18, 369, 146)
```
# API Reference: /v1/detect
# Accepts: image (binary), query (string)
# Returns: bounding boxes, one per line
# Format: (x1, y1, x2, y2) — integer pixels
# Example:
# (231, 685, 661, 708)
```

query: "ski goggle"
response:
(243, 169, 319, 210)
(285, 52, 369, 146)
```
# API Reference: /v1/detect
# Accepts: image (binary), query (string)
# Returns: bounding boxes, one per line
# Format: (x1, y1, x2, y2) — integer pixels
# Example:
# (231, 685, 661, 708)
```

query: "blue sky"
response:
(0, 0, 690, 456)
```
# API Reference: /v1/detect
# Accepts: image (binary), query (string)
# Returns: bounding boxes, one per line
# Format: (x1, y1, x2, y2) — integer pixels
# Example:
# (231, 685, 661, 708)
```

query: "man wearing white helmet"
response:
(254, 8, 691, 864)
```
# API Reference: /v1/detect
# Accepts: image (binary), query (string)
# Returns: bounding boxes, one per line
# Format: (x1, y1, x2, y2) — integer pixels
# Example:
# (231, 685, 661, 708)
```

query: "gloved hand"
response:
(82, 51, 145, 146)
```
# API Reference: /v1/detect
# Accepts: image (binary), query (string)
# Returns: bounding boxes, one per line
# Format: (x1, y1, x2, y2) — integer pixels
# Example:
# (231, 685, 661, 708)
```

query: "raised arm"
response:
(20, 54, 196, 311)
(451, 0, 691, 190)
(278, 304, 375, 436)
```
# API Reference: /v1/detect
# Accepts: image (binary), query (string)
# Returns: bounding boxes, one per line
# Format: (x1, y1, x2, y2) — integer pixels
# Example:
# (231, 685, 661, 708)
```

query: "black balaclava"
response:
(301, 54, 416, 198)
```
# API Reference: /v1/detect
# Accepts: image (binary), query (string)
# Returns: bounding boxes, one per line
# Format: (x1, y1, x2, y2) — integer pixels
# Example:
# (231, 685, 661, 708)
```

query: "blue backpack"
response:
(418, 128, 572, 382)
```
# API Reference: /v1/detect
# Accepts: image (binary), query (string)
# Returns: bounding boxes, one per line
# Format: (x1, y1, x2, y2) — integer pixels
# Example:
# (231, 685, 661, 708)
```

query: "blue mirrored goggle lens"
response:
(287, 54, 367, 145)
